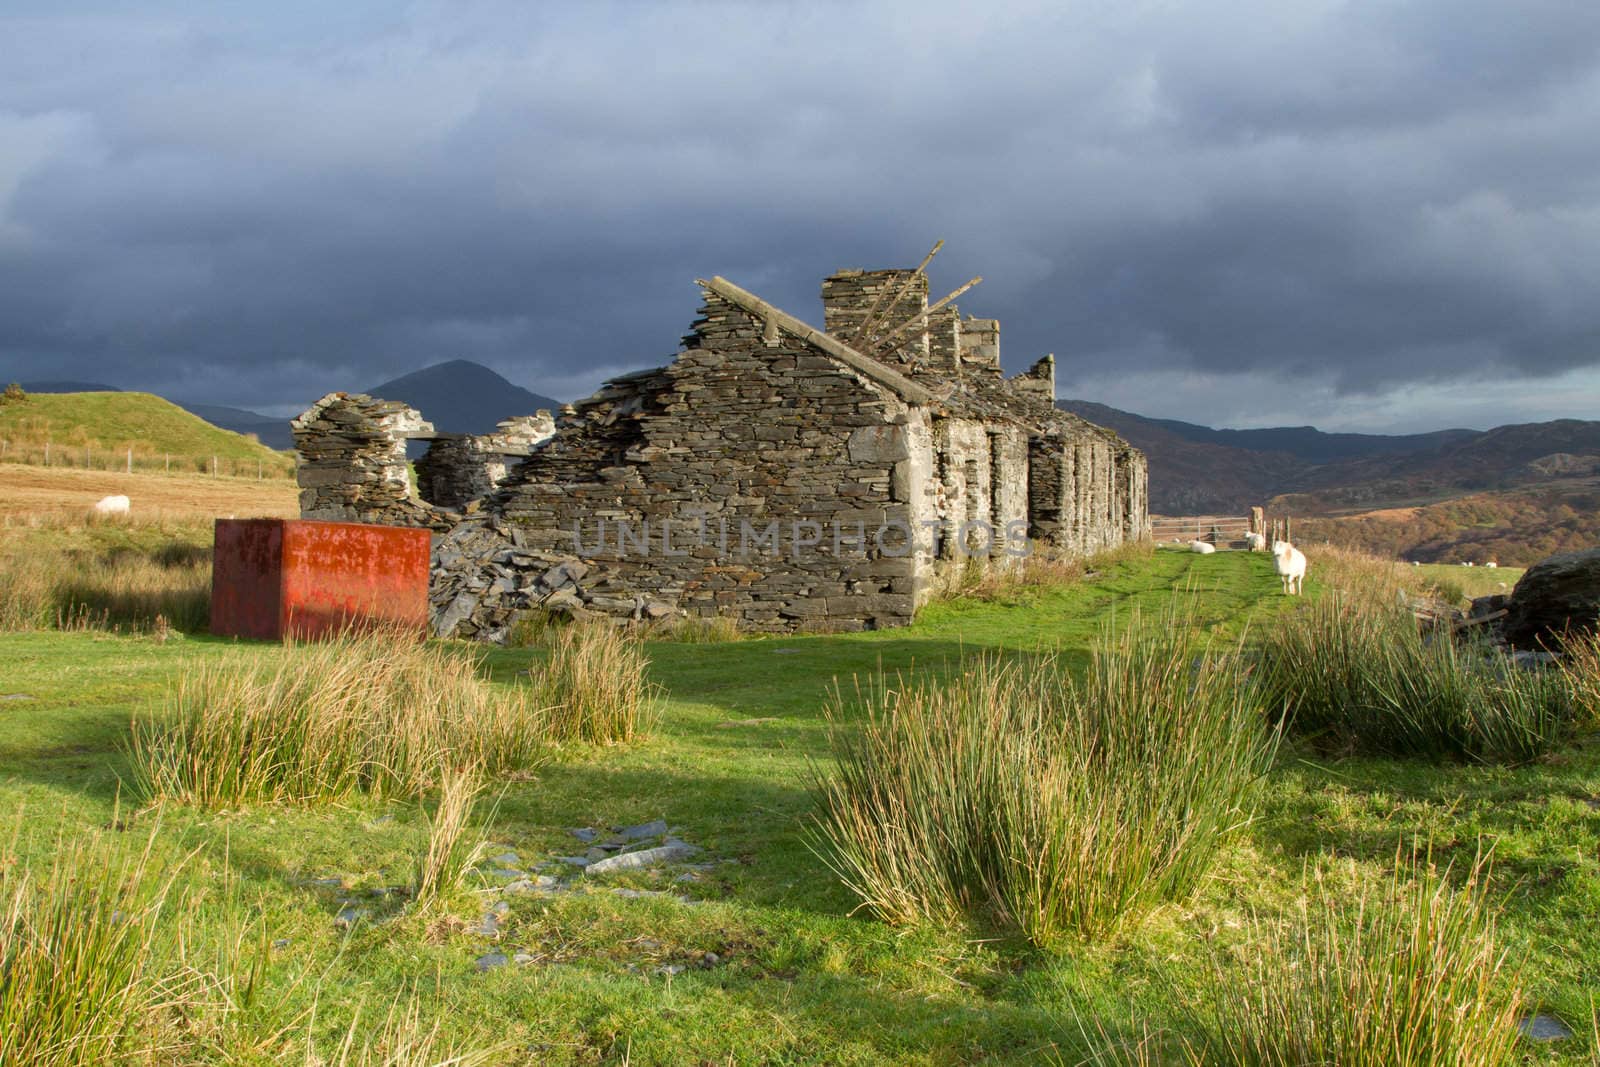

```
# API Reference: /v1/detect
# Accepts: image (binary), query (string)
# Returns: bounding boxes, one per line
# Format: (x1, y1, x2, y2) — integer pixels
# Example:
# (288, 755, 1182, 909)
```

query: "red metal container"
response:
(211, 518, 431, 640)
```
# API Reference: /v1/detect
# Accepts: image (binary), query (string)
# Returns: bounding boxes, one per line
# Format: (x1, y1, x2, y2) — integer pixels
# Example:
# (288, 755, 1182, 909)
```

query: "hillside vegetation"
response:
(1, 543, 1595, 1062)
(0, 390, 293, 475)
(1288, 484, 1600, 567)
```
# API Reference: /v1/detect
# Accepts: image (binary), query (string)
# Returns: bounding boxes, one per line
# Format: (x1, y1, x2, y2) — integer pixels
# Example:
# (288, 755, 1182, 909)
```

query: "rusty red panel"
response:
(210, 519, 285, 640)
(211, 519, 431, 641)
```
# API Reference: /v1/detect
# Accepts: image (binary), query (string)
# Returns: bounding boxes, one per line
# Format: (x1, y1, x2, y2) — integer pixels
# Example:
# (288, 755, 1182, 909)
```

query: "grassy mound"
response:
(0, 391, 292, 474)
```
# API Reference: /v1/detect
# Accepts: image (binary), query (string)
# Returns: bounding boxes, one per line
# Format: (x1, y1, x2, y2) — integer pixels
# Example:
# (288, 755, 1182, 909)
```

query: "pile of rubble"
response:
(429, 518, 674, 640)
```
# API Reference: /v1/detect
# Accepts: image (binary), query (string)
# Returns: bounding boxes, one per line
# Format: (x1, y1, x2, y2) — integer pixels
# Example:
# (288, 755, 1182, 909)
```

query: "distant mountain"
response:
(1059, 399, 1600, 517)
(179, 403, 295, 451)
(19, 380, 121, 393)
(364, 360, 561, 435)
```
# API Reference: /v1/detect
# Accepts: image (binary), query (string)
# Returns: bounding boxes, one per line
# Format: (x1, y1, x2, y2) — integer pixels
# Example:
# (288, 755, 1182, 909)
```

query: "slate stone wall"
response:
(293, 261, 1151, 640)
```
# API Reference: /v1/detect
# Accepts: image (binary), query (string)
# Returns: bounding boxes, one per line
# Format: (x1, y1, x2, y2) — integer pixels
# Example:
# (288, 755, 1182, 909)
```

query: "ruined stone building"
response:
(291, 260, 1149, 638)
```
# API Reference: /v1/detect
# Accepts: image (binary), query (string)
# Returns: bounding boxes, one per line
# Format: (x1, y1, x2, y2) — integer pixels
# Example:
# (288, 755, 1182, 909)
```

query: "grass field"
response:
(1414, 561, 1524, 601)
(0, 390, 293, 477)
(0, 464, 299, 525)
(3, 545, 1596, 1063)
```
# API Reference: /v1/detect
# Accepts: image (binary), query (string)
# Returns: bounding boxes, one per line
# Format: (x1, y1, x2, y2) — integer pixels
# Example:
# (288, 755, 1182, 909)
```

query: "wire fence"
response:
(0, 439, 295, 480)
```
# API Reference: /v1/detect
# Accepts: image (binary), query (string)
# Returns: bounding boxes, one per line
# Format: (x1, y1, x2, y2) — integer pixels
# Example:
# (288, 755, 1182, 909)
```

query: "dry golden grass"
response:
(0, 464, 297, 526)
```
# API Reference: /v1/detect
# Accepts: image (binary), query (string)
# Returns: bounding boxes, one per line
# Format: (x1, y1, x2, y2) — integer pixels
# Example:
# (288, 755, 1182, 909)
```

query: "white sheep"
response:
(1273, 540, 1307, 594)
(1245, 531, 1266, 551)
(1189, 540, 1216, 555)
(1485, 561, 1498, 569)
(92, 494, 130, 517)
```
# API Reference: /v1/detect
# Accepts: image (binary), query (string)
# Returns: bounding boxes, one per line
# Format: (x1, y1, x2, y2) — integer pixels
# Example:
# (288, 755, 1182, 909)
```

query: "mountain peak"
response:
(364, 360, 561, 435)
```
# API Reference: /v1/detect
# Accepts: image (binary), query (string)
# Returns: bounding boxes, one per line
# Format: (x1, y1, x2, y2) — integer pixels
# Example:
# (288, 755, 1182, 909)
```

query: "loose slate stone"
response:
(568, 827, 600, 844)
(1518, 1014, 1573, 1041)
(333, 905, 370, 930)
(615, 819, 668, 841)
(584, 842, 701, 876)
(474, 952, 509, 973)
(486, 851, 521, 866)
(503, 874, 560, 895)
(556, 855, 591, 868)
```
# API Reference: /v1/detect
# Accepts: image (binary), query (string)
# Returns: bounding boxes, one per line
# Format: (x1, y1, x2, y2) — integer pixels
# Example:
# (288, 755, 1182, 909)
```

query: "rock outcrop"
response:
(1504, 547, 1600, 646)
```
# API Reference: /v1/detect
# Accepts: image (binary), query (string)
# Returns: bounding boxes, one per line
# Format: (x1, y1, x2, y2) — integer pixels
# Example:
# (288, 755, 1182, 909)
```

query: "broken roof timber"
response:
(697, 275, 945, 406)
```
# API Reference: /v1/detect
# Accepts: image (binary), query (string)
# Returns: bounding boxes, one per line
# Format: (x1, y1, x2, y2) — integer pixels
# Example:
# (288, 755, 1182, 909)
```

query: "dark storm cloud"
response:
(2, 1, 1600, 429)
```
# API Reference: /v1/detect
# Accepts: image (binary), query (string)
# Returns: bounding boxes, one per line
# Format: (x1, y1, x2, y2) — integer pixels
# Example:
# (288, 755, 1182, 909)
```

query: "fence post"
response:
(211, 455, 217, 477)
(44, 441, 50, 465)
(165, 453, 170, 473)
(126, 447, 132, 474)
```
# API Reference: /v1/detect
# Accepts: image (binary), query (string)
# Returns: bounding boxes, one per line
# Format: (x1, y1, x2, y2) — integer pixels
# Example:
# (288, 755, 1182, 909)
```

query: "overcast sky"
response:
(3, 1, 1599, 432)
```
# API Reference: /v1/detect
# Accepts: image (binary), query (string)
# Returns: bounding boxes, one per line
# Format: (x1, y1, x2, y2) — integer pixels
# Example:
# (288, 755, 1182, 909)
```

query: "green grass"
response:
(811, 611, 1276, 945)
(0, 391, 291, 471)
(0, 548, 1595, 1063)
(1414, 562, 1523, 602)
(1260, 590, 1578, 763)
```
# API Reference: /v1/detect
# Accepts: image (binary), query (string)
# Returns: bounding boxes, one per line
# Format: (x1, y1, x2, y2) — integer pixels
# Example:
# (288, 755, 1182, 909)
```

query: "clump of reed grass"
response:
(810, 611, 1276, 946)
(309, 993, 506, 1066)
(1260, 590, 1572, 762)
(1087, 854, 1522, 1067)
(532, 623, 660, 745)
(131, 631, 554, 807)
(411, 766, 487, 912)
(0, 821, 187, 1065)
(647, 613, 743, 643)
(0, 537, 209, 633)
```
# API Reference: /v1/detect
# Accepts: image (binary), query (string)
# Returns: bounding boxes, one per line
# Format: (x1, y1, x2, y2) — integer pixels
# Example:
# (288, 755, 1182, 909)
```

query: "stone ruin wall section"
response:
(486, 291, 930, 631)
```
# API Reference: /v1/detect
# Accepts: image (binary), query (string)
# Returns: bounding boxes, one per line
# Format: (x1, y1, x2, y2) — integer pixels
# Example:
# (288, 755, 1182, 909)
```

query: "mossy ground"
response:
(1, 548, 1594, 1063)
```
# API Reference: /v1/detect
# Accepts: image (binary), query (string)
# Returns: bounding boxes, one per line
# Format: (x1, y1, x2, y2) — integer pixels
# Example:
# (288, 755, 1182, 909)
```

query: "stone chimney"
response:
(1010, 354, 1055, 401)
(821, 268, 930, 367)
(958, 315, 1001, 378)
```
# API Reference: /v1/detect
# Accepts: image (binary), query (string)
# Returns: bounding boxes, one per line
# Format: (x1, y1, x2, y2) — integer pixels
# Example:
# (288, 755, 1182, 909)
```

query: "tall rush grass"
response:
(532, 622, 660, 745)
(411, 766, 488, 912)
(132, 631, 553, 806)
(810, 612, 1276, 946)
(1088, 853, 1523, 1067)
(0, 819, 192, 1065)
(1260, 590, 1573, 762)
(133, 625, 657, 808)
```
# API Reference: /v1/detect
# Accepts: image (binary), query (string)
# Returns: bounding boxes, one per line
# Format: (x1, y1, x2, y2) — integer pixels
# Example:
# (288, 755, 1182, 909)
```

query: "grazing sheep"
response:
(1189, 540, 1216, 555)
(1485, 561, 1498, 569)
(92, 494, 130, 517)
(1273, 540, 1307, 595)
(1245, 531, 1267, 551)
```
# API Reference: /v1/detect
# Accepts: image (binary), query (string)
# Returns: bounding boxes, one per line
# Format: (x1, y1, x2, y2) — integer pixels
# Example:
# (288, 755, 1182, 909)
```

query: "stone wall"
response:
(291, 393, 453, 530)
(413, 413, 556, 511)
(295, 259, 1151, 640)
(432, 289, 929, 636)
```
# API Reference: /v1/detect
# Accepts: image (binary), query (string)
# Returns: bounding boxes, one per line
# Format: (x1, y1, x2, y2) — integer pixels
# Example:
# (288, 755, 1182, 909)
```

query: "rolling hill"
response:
(0, 391, 292, 470)
(1060, 398, 1600, 565)
(1060, 399, 1600, 515)
(178, 403, 296, 450)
